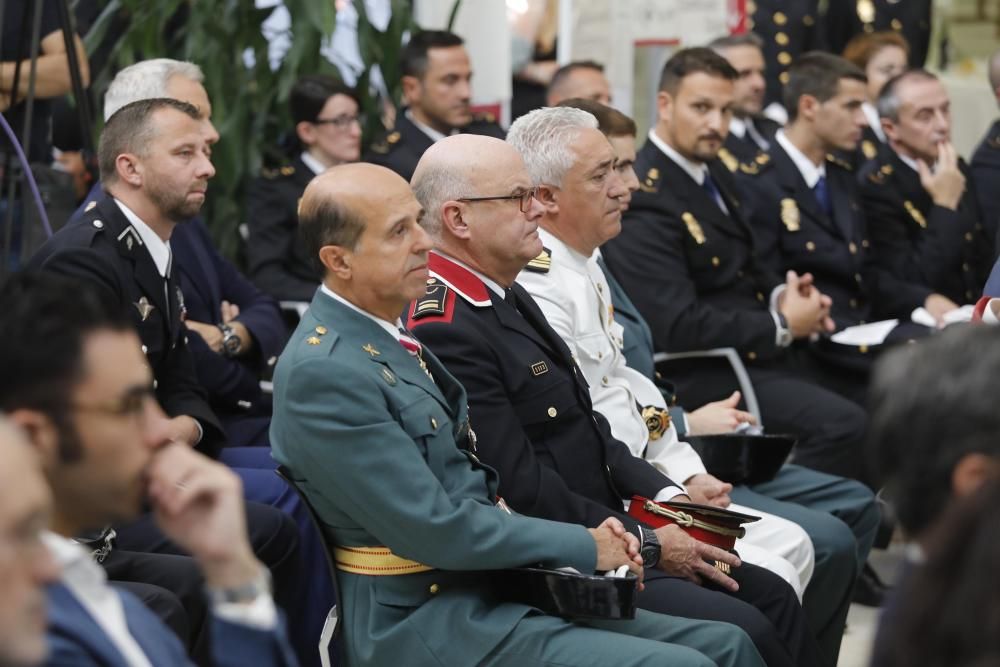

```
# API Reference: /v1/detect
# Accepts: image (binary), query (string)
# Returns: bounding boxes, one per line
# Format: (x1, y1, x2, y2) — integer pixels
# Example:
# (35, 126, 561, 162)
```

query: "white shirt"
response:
(46, 532, 155, 667)
(730, 118, 771, 151)
(863, 103, 886, 143)
(114, 199, 171, 278)
(300, 151, 328, 176)
(895, 149, 922, 174)
(775, 130, 825, 188)
(516, 230, 698, 494)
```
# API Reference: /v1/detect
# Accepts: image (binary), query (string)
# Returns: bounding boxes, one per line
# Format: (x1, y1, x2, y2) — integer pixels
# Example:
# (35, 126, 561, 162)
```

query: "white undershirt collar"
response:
(320, 283, 404, 341)
(114, 199, 171, 278)
(775, 130, 825, 188)
(648, 129, 708, 185)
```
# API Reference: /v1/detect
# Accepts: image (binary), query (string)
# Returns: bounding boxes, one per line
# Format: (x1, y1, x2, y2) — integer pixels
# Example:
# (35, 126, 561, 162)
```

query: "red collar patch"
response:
(428, 252, 492, 307)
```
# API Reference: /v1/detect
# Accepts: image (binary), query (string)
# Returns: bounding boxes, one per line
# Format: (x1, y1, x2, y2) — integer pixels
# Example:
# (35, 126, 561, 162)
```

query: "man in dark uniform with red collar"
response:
(363, 30, 504, 182)
(407, 130, 820, 667)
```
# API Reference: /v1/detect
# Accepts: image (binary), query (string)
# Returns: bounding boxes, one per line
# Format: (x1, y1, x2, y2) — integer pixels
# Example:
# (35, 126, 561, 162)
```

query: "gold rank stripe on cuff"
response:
(333, 546, 434, 575)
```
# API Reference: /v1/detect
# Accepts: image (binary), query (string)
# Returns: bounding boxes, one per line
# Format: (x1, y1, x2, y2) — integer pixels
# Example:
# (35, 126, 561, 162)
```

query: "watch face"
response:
(641, 545, 660, 568)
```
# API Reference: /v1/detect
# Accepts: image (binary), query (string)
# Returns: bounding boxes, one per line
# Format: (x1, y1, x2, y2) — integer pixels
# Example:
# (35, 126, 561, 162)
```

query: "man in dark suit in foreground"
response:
(269, 162, 763, 667)
(0, 271, 298, 667)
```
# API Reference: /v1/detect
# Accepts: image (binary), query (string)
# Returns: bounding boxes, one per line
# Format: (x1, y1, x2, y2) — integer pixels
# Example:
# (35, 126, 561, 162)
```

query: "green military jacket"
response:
(270, 289, 597, 666)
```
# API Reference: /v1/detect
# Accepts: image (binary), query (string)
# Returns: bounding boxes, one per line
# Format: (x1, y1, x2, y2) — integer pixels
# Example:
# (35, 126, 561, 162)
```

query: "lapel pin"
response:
(133, 296, 155, 322)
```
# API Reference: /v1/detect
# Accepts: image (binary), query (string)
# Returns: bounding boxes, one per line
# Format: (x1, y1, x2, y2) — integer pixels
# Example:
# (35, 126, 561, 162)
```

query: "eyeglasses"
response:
(72, 386, 157, 421)
(312, 114, 362, 129)
(457, 186, 539, 213)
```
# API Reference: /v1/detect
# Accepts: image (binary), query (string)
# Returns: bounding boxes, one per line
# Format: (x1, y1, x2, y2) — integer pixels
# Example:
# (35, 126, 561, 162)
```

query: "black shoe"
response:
(852, 564, 889, 607)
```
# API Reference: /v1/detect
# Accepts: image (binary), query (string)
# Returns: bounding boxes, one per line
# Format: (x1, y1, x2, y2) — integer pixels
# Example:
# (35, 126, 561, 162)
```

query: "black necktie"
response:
(504, 287, 519, 312)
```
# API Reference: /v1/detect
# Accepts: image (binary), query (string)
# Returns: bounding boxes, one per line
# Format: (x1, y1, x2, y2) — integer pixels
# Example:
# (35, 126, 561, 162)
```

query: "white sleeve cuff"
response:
(212, 593, 278, 631)
(653, 486, 687, 502)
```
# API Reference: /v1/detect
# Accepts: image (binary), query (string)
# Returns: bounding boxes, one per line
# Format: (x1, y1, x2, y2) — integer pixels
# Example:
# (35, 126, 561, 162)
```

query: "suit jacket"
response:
(46, 582, 297, 667)
(825, 0, 933, 68)
(971, 118, 1000, 251)
(750, 0, 826, 107)
(721, 117, 781, 168)
(736, 139, 929, 326)
(29, 197, 224, 456)
(602, 139, 784, 365)
(245, 156, 320, 302)
(408, 252, 675, 537)
(362, 109, 506, 182)
(269, 288, 596, 667)
(858, 150, 994, 305)
(172, 217, 286, 444)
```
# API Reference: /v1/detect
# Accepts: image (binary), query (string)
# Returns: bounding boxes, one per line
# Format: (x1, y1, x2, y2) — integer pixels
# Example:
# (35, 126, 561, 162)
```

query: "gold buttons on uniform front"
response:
(747, 352, 758, 361)
(963, 263, 970, 272)
(862, 239, 870, 248)
(775, 32, 789, 45)
(547, 407, 558, 418)
(602, 376, 609, 385)
(849, 242, 858, 254)
(773, 11, 787, 25)
(779, 72, 790, 84)
(429, 584, 440, 595)
(756, 292, 765, 302)
(806, 242, 816, 252)
(777, 52, 792, 66)
(966, 232, 974, 242)
(855, 273, 863, 283)
(850, 299, 858, 309)
(712, 256, 721, 267)
(859, 345, 869, 354)
(891, 19, 902, 30)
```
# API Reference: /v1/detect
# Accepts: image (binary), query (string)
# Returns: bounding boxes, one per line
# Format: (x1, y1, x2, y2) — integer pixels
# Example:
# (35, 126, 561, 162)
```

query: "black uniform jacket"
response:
(736, 139, 929, 325)
(971, 118, 1000, 251)
(858, 150, 994, 305)
(245, 155, 320, 302)
(363, 109, 506, 182)
(407, 252, 674, 536)
(601, 140, 784, 365)
(825, 0, 933, 67)
(29, 196, 224, 456)
(750, 0, 825, 107)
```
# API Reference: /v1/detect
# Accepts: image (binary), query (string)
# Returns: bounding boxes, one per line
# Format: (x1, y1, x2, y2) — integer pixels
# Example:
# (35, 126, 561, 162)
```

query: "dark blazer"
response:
(858, 150, 994, 305)
(721, 117, 781, 168)
(46, 581, 297, 666)
(172, 218, 286, 446)
(736, 139, 930, 326)
(245, 156, 320, 302)
(971, 118, 1000, 251)
(29, 197, 224, 456)
(602, 140, 784, 365)
(825, 0, 933, 67)
(408, 252, 674, 536)
(750, 0, 826, 107)
(363, 109, 506, 182)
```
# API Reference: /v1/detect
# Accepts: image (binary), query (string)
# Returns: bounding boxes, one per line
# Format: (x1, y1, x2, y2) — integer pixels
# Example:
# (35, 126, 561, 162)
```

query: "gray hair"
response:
(104, 59, 204, 121)
(411, 166, 475, 240)
(876, 68, 938, 121)
(506, 106, 598, 187)
(706, 32, 764, 53)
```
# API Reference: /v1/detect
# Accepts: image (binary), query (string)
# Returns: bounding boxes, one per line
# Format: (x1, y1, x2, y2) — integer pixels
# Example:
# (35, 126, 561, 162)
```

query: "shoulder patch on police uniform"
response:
(826, 153, 854, 171)
(411, 279, 451, 319)
(861, 140, 878, 160)
(524, 247, 552, 274)
(718, 148, 739, 173)
(640, 167, 661, 193)
(866, 163, 892, 185)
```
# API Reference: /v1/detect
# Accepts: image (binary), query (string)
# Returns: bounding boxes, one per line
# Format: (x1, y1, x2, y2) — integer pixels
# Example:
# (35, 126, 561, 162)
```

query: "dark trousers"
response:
(639, 562, 821, 667)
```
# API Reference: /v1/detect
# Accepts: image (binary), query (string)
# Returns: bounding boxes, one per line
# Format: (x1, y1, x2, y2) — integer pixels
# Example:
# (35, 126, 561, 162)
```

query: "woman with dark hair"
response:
(874, 479, 1000, 666)
(842, 31, 910, 164)
(246, 75, 361, 301)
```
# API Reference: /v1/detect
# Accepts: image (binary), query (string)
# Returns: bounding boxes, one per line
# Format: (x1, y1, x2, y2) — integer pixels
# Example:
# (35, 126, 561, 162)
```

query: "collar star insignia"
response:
(362, 343, 380, 357)
(133, 296, 155, 322)
(306, 336, 322, 345)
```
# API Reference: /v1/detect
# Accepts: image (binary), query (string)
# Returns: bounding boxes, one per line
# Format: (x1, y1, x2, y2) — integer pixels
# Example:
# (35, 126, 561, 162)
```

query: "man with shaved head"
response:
(0, 419, 59, 667)
(269, 161, 766, 667)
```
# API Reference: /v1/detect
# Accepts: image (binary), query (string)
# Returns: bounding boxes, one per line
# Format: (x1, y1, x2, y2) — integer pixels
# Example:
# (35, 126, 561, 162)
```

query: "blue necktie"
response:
(702, 172, 723, 211)
(814, 176, 833, 217)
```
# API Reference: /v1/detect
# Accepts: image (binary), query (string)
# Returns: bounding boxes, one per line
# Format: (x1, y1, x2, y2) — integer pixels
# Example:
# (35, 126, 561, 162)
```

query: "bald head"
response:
(412, 134, 528, 238)
(299, 163, 412, 273)
(0, 417, 58, 667)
